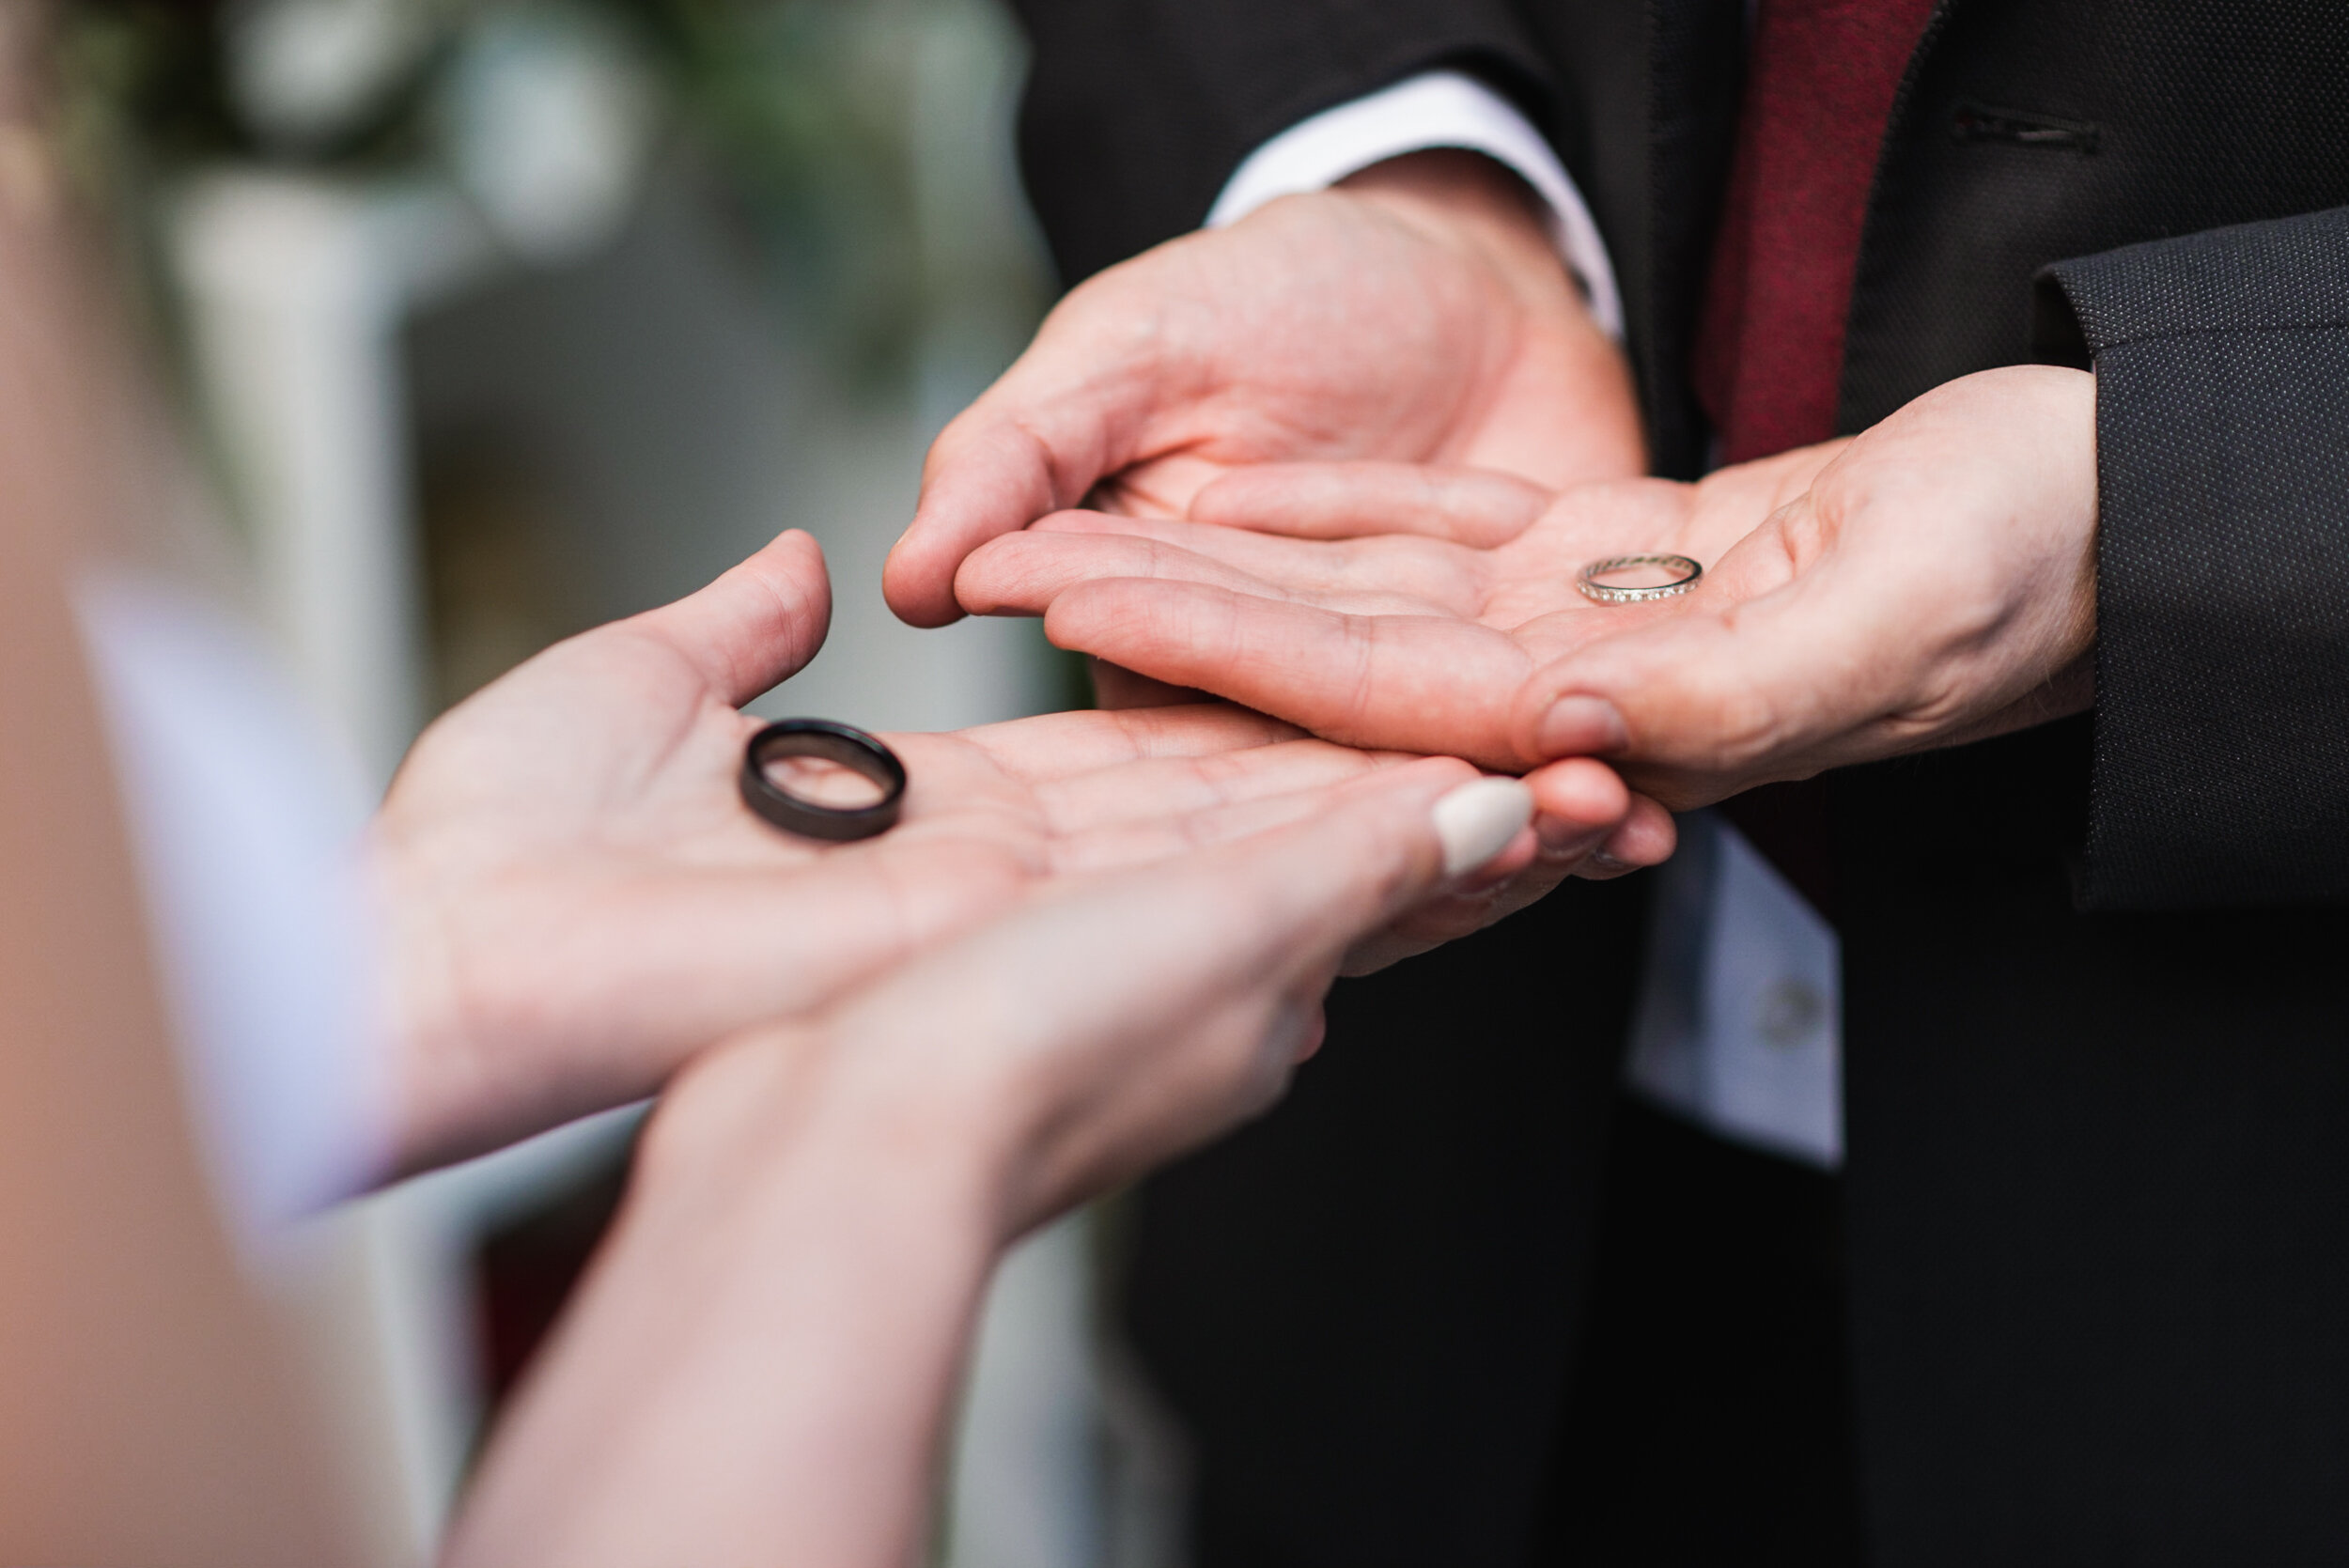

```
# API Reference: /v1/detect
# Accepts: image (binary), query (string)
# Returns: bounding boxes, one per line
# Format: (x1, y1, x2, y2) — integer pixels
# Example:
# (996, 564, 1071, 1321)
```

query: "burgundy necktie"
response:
(1691, 0, 1938, 914)
(1693, 0, 1940, 463)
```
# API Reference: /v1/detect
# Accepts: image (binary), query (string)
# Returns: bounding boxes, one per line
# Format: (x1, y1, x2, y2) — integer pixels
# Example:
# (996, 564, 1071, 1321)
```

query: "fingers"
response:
(1021, 508, 1484, 613)
(1190, 461, 1551, 546)
(956, 523, 1297, 618)
(1687, 438, 1849, 521)
(887, 405, 1079, 629)
(1041, 577, 1533, 768)
(1088, 660, 1214, 710)
(848, 756, 1504, 1052)
(817, 758, 1521, 1229)
(826, 759, 1504, 1066)
(957, 506, 1478, 626)
(884, 279, 1175, 629)
(1527, 760, 1675, 878)
(1339, 756, 1647, 973)
(627, 530, 833, 706)
(1586, 790, 1679, 876)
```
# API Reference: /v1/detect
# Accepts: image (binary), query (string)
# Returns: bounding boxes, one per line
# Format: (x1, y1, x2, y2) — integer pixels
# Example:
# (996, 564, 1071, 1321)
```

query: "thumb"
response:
(628, 529, 832, 706)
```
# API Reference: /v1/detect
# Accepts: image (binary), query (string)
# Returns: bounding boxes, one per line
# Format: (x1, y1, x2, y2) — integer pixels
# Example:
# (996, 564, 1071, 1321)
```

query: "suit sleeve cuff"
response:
(2037, 206, 2349, 908)
(1206, 70, 1625, 341)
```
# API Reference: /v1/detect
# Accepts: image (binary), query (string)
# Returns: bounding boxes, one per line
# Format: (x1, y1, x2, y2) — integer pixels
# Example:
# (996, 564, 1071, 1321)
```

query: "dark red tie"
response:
(1694, 0, 1937, 913)
(1693, 0, 1940, 464)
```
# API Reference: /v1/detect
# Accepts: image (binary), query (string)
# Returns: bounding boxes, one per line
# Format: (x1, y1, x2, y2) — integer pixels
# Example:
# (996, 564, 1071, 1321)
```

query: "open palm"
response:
(883, 152, 1644, 630)
(949, 447, 1837, 774)
(369, 530, 1645, 1173)
(951, 367, 2101, 809)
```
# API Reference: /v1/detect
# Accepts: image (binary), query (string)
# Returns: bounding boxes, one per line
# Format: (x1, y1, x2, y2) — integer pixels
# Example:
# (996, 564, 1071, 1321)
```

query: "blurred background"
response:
(58, 0, 1174, 1561)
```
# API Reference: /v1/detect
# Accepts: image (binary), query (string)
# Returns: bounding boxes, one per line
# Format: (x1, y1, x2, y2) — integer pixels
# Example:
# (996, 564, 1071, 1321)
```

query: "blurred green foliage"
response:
(58, 0, 940, 380)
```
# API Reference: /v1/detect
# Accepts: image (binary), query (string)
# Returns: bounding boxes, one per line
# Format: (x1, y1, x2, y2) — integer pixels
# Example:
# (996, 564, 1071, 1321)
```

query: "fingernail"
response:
(1534, 694, 1626, 757)
(1432, 777, 1534, 877)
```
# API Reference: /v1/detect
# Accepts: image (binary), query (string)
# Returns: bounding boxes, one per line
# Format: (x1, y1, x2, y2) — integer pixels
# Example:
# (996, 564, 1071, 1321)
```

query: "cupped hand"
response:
(883, 149, 1645, 629)
(1509, 365, 2099, 804)
(368, 530, 1654, 1174)
(446, 760, 1560, 1568)
(664, 756, 1555, 1242)
(951, 366, 2095, 807)
(950, 435, 1833, 771)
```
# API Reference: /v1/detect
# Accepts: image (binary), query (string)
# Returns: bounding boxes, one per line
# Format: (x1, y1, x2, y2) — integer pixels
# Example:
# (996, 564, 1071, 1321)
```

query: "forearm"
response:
(444, 1032, 1003, 1568)
(443, 762, 1499, 1560)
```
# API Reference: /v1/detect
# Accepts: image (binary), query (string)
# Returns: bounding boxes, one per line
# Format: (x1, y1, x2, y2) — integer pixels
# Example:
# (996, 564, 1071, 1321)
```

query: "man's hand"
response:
(368, 529, 1663, 1174)
(1514, 365, 2099, 804)
(947, 434, 1830, 769)
(883, 150, 1645, 629)
(946, 366, 2098, 803)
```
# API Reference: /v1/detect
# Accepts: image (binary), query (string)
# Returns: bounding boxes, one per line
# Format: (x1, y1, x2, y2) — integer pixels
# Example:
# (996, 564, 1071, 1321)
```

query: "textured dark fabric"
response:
(1009, 1, 2349, 1562)
(1842, 0, 2349, 429)
(1532, 1099, 1861, 1568)
(1718, 777, 1840, 920)
(1834, 734, 2349, 1565)
(1118, 877, 1644, 1568)
(1008, 0, 1555, 287)
(2041, 210, 2349, 907)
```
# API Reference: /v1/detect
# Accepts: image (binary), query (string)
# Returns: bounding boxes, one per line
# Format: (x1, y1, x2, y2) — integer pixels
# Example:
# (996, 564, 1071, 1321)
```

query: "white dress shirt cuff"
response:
(1206, 69, 1625, 341)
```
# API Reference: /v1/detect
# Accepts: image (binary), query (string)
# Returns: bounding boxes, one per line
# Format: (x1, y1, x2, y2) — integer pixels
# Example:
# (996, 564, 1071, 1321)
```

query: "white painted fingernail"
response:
(1432, 777, 1534, 877)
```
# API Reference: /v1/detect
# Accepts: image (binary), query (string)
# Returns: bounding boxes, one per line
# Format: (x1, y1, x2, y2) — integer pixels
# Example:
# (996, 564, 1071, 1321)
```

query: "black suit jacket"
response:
(1010, 3, 2349, 1562)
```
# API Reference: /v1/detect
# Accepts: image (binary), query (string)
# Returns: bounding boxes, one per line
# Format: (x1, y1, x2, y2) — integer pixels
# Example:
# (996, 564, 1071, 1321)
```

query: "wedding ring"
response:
(740, 719, 907, 842)
(1576, 553, 1703, 604)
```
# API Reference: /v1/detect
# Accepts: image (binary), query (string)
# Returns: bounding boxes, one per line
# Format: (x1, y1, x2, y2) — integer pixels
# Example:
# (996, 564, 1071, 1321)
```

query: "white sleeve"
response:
(1205, 69, 1625, 341)
(75, 571, 389, 1249)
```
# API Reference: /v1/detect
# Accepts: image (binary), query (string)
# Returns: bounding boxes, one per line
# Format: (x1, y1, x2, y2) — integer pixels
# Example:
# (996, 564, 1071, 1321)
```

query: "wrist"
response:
(359, 820, 480, 1174)
(638, 1017, 1014, 1250)
(1338, 148, 1575, 303)
(454, 1023, 1002, 1568)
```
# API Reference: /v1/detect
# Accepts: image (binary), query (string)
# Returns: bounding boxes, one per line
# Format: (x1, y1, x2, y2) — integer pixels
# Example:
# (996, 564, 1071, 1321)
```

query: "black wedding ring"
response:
(739, 719, 907, 842)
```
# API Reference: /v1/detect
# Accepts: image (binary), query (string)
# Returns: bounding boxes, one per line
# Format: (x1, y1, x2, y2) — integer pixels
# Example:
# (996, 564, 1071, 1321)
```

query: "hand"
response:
(367, 530, 1655, 1173)
(949, 367, 2096, 804)
(446, 761, 1529, 1568)
(883, 149, 1646, 629)
(947, 428, 1829, 769)
(1512, 365, 2099, 803)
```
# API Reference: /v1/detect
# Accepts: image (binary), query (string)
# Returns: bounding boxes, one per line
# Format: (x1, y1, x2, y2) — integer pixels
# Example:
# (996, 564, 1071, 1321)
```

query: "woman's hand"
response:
(446, 759, 1530, 1568)
(370, 529, 1662, 1173)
